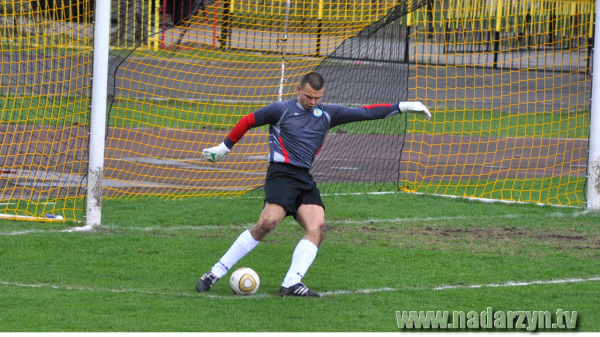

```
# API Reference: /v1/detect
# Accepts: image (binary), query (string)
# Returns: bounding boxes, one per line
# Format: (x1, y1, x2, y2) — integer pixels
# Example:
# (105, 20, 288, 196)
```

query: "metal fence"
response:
(1, 0, 595, 54)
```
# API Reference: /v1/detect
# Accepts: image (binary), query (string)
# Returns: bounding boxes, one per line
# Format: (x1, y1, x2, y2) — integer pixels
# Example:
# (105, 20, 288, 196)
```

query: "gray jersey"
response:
(225, 98, 400, 169)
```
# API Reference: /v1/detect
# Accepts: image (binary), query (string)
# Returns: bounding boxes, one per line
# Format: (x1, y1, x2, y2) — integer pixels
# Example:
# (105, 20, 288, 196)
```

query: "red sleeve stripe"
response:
(360, 103, 393, 109)
(228, 113, 256, 143)
(315, 144, 323, 157)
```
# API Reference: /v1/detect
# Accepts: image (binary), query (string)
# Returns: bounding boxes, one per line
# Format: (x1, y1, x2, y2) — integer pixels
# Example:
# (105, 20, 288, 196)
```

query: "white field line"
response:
(431, 276, 600, 291)
(404, 191, 580, 208)
(1, 229, 67, 236)
(2, 276, 599, 300)
(0, 279, 272, 300)
(1, 210, 597, 236)
(248, 190, 582, 209)
(323, 276, 600, 295)
(322, 190, 580, 209)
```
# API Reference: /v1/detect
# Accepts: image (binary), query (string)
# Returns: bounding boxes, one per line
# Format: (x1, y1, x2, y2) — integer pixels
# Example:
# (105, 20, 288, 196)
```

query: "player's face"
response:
(297, 83, 324, 111)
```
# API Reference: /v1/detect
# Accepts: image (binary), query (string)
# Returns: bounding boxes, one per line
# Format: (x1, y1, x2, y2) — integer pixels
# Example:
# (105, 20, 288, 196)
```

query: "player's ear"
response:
(297, 84, 302, 93)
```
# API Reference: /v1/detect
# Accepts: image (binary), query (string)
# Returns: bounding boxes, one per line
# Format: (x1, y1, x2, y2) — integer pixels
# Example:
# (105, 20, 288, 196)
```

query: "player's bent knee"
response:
(250, 219, 280, 240)
(306, 221, 326, 243)
(316, 221, 327, 235)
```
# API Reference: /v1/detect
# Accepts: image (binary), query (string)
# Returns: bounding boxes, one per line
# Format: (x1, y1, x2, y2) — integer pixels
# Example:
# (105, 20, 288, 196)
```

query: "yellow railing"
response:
(1, 0, 594, 51)
(111, 0, 161, 50)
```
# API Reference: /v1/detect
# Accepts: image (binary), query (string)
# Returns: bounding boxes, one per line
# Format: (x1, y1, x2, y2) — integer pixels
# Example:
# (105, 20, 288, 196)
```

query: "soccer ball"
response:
(230, 267, 260, 295)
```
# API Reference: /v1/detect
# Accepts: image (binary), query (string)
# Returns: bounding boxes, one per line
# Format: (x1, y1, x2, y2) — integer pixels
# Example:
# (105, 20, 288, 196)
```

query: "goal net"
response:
(106, 0, 590, 206)
(0, 0, 592, 223)
(404, 0, 591, 206)
(0, 0, 93, 221)
(104, 0, 428, 199)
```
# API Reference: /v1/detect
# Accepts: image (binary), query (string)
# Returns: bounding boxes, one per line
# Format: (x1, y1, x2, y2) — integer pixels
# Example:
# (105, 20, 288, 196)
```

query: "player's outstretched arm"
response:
(331, 102, 431, 127)
(201, 103, 283, 163)
(398, 102, 432, 120)
(202, 142, 231, 162)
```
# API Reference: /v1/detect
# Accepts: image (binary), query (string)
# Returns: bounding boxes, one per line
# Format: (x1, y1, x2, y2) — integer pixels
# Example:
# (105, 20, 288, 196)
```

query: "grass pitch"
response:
(1, 192, 599, 331)
(2, 96, 589, 139)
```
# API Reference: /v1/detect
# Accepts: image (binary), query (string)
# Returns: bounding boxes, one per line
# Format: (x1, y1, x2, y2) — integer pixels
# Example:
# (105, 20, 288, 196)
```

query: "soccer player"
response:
(197, 72, 431, 297)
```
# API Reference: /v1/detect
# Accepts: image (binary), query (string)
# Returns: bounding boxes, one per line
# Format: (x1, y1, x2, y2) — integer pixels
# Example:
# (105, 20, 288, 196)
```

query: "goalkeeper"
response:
(196, 72, 431, 297)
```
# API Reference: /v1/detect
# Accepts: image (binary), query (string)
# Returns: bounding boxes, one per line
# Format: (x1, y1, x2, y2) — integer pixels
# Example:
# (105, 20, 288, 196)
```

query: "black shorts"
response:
(264, 163, 325, 217)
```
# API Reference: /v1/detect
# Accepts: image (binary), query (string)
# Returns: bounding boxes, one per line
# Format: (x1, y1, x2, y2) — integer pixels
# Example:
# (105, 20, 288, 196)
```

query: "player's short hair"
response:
(300, 72, 324, 90)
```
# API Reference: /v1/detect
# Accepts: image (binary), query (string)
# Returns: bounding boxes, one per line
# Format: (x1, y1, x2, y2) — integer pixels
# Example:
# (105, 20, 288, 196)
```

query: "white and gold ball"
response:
(229, 267, 260, 295)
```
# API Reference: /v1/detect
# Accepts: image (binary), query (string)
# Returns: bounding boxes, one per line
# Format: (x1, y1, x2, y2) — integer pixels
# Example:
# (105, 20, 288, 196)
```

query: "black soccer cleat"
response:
(196, 271, 220, 292)
(279, 282, 321, 298)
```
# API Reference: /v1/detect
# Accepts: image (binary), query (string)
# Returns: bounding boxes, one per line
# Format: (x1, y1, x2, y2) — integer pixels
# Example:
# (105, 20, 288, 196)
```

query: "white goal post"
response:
(85, 0, 111, 228)
(588, 0, 600, 211)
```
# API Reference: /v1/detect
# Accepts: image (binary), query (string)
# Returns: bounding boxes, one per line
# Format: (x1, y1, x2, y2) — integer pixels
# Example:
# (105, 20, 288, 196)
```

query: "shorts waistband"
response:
(269, 162, 310, 173)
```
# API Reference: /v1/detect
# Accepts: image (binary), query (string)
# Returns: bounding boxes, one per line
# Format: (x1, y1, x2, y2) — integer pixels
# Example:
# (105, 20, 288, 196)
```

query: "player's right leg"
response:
(196, 203, 286, 292)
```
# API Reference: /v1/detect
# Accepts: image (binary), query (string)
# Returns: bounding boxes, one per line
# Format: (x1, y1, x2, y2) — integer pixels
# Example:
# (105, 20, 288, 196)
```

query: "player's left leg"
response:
(279, 204, 325, 297)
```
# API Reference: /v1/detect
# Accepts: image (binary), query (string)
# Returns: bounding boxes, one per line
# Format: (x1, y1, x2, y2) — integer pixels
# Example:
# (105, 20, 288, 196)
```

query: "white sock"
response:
(210, 230, 260, 279)
(282, 239, 319, 287)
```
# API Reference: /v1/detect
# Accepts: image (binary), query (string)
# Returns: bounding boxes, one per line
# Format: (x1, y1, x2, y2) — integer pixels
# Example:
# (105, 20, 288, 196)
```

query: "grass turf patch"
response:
(2, 96, 590, 139)
(0, 192, 599, 331)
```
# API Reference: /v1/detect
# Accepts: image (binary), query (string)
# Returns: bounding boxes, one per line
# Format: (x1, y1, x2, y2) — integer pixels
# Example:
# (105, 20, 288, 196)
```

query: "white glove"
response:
(202, 142, 231, 162)
(399, 102, 431, 120)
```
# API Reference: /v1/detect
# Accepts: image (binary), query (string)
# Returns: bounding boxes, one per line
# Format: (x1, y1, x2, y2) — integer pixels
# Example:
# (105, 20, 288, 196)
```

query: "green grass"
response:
(1, 192, 599, 331)
(0, 36, 93, 55)
(107, 99, 261, 130)
(416, 109, 591, 139)
(307, 177, 586, 208)
(0, 95, 90, 126)
(0, 96, 259, 130)
(0, 197, 85, 222)
(333, 109, 590, 138)
(403, 177, 587, 208)
(0, 177, 586, 222)
(2, 96, 590, 139)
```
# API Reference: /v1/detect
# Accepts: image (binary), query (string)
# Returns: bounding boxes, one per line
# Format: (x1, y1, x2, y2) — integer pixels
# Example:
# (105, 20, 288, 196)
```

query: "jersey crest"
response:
(313, 108, 323, 117)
